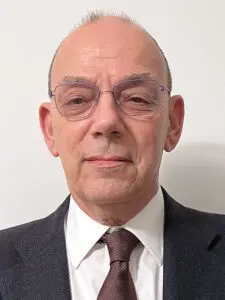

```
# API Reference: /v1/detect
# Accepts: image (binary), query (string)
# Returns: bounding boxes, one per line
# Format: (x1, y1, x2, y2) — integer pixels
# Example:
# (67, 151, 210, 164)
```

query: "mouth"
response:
(84, 156, 132, 167)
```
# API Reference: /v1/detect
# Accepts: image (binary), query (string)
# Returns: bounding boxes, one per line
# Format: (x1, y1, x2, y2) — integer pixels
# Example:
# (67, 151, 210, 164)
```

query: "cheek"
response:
(53, 119, 86, 160)
(52, 121, 87, 182)
(135, 117, 168, 168)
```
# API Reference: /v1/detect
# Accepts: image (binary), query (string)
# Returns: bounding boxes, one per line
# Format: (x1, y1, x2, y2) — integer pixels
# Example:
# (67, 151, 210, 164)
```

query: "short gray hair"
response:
(48, 11, 172, 96)
(80, 10, 135, 24)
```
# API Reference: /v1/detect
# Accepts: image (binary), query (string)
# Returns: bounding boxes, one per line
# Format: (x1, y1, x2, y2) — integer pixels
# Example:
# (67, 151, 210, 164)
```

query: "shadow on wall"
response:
(160, 143, 225, 214)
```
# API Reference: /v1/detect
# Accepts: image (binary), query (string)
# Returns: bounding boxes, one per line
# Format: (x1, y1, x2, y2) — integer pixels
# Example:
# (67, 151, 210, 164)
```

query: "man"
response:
(0, 12, 225, 300)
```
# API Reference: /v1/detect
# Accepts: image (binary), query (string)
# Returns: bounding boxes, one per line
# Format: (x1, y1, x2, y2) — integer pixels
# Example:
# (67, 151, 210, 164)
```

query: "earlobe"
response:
(164, 95, 185, 152)
(39, 103, 59, 157)
(164, 138, 172, 152)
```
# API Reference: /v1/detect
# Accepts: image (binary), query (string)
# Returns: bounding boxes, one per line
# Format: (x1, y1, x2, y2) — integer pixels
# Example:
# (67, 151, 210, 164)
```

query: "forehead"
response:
(51, 18, 166, 88)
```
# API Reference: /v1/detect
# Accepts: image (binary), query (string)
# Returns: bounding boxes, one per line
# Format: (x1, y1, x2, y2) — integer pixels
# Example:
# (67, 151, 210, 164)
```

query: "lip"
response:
(85, 155, 131, 167)
(86, 155, 131, 161)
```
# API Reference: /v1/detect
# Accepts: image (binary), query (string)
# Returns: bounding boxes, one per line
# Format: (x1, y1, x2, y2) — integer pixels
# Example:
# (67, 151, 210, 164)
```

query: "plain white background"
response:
(0, 0, 224, 230)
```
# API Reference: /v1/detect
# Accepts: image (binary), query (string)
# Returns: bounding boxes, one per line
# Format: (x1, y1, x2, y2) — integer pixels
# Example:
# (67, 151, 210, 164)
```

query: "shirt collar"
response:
(123, 187, 164, 266)
(65, 187, 164, 269)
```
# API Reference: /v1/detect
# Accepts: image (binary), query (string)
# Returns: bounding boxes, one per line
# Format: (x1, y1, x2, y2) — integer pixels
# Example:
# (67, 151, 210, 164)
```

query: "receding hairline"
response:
(48, 11, 172, 96)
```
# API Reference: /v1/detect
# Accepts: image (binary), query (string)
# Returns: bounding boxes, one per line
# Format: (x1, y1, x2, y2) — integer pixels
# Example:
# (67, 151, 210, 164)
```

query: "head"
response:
(39, 12, 184, 224)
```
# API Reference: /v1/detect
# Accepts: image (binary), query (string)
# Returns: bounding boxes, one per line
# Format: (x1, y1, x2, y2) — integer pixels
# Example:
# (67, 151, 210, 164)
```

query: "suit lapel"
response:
(163, 188, 225, 300)
(0, 197, 71, 300)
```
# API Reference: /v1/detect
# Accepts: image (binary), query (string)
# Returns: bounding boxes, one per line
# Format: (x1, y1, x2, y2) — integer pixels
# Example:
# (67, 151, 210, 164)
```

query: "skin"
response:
(39, 17, 184, 225)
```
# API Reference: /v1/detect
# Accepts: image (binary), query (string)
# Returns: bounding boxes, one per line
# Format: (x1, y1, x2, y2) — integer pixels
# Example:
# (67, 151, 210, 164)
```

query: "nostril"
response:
(112, 131, 120, 137)
(93, 130, 121, 139)
(94, 131, 103, 137)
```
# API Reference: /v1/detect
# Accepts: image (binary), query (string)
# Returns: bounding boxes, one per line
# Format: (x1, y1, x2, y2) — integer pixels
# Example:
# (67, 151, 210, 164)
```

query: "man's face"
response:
(40, 18, 184, 208)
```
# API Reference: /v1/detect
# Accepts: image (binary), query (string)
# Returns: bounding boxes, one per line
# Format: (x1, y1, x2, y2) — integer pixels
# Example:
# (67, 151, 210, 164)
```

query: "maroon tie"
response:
(97, 228, 139, 300)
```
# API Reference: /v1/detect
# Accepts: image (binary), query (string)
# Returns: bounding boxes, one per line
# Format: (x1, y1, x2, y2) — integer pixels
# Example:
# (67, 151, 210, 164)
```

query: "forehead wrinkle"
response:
(98, 55, 120, 60)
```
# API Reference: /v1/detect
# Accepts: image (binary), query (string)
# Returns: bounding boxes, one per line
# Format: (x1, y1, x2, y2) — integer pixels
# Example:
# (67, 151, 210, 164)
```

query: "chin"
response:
(77, 179, 134, 205)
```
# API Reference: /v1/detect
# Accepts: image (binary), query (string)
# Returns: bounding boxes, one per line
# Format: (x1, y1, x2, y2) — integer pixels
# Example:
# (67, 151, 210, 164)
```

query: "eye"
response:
(64, 95, 93, 106)
(67, 97, 85, 105)
(122, 95, 154, 106)
(129, 97, 150, 104)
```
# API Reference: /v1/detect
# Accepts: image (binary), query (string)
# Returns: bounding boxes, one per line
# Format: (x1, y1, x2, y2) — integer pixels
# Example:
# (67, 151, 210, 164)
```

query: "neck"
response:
(71, 185, 159, 226)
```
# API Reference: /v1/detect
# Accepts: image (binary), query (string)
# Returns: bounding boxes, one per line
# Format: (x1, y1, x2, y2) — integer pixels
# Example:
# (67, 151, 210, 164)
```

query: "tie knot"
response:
(102, 229, 139, 264)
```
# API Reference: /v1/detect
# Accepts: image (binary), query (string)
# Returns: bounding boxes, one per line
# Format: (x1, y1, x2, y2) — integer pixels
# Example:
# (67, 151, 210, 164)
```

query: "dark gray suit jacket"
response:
(0, 188, 225, 299)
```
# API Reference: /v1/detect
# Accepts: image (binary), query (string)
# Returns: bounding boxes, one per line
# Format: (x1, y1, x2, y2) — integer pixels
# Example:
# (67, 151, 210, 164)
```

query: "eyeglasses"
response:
(49, 77, 170, 120)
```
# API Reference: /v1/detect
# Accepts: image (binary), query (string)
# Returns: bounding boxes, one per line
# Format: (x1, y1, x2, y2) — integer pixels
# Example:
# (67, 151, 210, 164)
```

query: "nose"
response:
(90, 91, 124, 139)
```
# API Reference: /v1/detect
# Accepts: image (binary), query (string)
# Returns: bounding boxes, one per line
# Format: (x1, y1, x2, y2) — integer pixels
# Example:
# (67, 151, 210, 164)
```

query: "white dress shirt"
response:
(64, 188, 164, 300)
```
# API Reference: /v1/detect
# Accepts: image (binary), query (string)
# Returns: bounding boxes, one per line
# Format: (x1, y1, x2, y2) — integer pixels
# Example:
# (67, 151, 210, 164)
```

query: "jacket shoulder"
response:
(162, 187, 225, 231)
(0, 197, 70, 251)
(0, 217, 46, 247)
(0, 197, 70, 272)
(0, 217, 47, 271)
(183, 204, 225, 226)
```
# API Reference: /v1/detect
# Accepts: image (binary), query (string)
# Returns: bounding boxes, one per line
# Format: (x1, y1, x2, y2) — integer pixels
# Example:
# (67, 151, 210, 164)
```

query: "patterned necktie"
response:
(97, 228, 139, 300)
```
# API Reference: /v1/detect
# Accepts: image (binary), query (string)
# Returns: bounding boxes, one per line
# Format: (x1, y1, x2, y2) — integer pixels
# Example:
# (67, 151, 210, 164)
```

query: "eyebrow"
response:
(61, 75, 93, 84)
(117, 72, 156, 83)
(60, 72, 156, 85)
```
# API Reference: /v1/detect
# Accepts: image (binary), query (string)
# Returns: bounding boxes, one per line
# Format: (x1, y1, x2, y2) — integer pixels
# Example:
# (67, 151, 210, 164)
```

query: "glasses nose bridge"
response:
(98, 88, 119, 106)
(99, 88, 114, 97)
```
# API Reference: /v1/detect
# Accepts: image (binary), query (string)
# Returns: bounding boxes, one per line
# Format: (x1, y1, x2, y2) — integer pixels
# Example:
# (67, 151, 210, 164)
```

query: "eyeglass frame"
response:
(48, 76, 171, 120)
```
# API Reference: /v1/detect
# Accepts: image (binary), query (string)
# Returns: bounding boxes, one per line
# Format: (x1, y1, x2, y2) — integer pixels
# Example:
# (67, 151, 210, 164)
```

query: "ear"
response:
(164, 95, 185, 152)
(39, 102, 59, 157)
